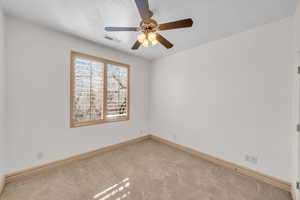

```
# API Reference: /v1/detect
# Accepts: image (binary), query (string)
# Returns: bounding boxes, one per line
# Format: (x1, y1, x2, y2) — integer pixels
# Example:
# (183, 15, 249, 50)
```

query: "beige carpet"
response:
(0, 140, 291, 200)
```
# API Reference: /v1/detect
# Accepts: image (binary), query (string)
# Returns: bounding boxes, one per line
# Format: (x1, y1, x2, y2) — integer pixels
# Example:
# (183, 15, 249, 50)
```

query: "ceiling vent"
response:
(104, 34, 121, 43)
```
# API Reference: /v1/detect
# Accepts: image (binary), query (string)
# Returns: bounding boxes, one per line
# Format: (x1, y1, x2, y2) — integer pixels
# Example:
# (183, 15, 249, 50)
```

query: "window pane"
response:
(90, 61, 104, 120)
(106, 64, 128, 120)
(73, 57, 104, 122)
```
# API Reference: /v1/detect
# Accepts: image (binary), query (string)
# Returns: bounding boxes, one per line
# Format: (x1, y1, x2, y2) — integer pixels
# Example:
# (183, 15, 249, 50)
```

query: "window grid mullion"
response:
(103, 63, 108, 120)
(89, 62, 92, 121)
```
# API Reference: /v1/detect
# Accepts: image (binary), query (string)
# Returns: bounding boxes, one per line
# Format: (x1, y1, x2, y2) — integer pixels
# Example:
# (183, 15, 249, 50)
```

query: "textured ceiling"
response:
(2, 0, 297, 60)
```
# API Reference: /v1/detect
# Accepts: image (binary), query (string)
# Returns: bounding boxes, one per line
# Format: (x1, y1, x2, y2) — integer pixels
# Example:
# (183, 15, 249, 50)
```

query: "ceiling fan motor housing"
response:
(139, 19, 158, 34)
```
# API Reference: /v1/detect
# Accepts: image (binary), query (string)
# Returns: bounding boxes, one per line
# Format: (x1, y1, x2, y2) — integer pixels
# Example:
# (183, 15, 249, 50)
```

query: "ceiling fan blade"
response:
(132, 41, 141, 50)
(156, 33, 173, 49)
(134, 0, 152, 21)
(158, 18, 193, 31)
(105, 27, 138, 32)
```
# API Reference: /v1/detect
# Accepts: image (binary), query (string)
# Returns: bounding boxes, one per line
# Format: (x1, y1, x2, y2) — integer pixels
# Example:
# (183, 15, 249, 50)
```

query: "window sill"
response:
(70, 117, 130, 128)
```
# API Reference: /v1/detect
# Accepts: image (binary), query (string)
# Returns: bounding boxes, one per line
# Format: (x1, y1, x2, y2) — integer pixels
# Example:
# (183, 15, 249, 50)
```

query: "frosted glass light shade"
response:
(137, 33, 146, 43)
(148, 32, 156, 42)
(151, 39, 158, 46)
(142, 40, 149, 47)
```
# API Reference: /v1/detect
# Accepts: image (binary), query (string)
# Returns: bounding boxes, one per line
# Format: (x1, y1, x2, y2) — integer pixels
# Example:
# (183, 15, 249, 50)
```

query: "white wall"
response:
(6, 17, 150, 173)
(291, 1, 300, 199)
(3, 10, 296, 188)
(149, 18, 293, 182)
(0, 1, 6, 194)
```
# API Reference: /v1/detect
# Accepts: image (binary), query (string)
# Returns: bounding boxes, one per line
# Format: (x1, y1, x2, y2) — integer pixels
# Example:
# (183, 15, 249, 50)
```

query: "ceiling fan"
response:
(104, 0, 193, 50)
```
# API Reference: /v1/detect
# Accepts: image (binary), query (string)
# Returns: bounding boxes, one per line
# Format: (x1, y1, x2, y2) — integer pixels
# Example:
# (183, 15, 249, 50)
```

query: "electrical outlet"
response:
(37, 152, 44, 160)
(172, 134, 177, 141)
(245, 155, 250, 161)
(245, 154, 258, 164)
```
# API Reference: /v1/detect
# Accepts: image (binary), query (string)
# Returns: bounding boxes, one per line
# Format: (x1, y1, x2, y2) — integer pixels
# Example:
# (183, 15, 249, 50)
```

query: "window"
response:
(70, 51, 129, 127)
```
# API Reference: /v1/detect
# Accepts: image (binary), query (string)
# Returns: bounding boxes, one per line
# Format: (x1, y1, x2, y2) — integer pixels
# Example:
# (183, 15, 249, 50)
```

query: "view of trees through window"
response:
(107, 64, 128, 119)
(71, 52, 129, 127)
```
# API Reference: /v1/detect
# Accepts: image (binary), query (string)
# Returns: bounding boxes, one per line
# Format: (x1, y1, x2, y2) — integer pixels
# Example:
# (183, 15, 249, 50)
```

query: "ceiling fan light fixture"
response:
(148, 32, 157, 42)
(151, 39, 158, 46)
(105, 0, 193, 50)
(138, 33, 146, 43)
(142, 39, 149, 47)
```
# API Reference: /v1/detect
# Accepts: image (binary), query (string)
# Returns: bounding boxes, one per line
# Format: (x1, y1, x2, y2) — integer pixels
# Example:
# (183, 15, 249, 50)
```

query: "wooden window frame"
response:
(70, 51, 130, 128)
